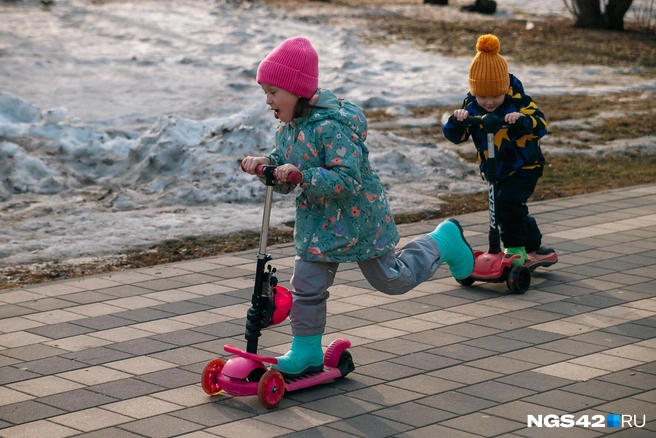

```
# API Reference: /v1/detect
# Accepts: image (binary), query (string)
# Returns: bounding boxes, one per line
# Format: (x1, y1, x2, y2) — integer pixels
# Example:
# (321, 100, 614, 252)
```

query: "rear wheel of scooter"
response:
(337, 350, 355, 377)
(507, 265, 531, 294)
(258, 369, 285, 409)
(201, 358, 226, 395)
(456, 277, 475, 286)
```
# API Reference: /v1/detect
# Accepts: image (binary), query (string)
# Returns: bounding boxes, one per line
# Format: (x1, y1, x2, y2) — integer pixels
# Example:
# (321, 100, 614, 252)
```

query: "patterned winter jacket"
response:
(442, 74, 548, 182)
(266, 88, 400, 263)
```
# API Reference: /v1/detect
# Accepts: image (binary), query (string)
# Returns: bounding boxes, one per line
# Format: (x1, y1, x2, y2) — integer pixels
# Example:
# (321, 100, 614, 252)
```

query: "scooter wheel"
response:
(258, 369, 285, 409)
(338, 350, 355, 377)
(456, 277, 475, 286)
(201, 358, 226, 395)
(507, 264, 531, 294)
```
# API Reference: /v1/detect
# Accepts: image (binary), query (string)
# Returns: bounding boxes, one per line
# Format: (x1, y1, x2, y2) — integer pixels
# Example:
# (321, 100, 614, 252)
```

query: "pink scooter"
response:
(201, 164, 354, 409)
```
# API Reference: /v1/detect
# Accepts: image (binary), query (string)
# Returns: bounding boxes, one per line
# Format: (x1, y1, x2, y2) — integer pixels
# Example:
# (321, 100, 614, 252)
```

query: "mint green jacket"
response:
(267, 89, 399, 263)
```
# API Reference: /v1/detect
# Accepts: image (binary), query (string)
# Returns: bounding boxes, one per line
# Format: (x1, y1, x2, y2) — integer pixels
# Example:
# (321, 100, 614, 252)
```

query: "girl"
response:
(241, 36, 474, 377)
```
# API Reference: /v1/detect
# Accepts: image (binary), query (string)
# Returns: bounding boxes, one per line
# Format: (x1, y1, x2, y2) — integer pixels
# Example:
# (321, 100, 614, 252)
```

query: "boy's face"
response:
(475, 94, 505, 113)
(261, 83, 299, 123)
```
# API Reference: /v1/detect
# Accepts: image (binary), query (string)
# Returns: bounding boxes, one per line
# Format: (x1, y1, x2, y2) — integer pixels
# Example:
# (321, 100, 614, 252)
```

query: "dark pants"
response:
(496, 168, 542, 252)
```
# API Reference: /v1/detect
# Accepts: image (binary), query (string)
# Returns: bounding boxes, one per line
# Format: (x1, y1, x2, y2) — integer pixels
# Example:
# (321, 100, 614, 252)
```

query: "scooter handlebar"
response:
(241, 163, 303, 185)
(458, 114, 522, 134)
(458, 114, 505, 132)
(460, 116, 480, 126)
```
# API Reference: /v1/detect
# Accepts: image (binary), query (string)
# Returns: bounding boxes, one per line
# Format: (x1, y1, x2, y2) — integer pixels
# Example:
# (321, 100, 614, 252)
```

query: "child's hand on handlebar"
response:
(504, 112, 523, 124)
(453, 109, 469, 121)
(241, 156, 270, 174)
(273, 164, 301, 182)
(504, 112, 532, 136)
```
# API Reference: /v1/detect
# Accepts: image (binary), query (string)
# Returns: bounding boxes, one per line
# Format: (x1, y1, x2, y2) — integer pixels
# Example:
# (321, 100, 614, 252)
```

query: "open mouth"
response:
(273, 109, 280, 119)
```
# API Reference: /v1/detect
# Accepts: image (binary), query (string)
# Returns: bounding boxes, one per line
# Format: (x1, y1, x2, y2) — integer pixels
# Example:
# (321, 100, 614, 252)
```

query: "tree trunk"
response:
(603, 0, 633, 30)
(573, 0, 602, 27)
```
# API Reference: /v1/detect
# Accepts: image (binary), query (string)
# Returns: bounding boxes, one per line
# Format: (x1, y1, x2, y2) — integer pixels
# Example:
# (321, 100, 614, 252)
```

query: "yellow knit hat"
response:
(468, 34, 509, 97)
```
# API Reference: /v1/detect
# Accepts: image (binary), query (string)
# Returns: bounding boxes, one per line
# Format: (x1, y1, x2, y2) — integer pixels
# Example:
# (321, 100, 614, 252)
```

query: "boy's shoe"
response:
(504, 247, 528, 265)
(428, 218, 475, 280)
(272, 334, 324, 377)
(526, 246, 558, 271)
(534, 246, 555, 256)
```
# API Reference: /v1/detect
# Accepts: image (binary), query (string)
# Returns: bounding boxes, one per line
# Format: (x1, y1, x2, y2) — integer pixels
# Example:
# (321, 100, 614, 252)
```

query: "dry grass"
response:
(367, 90, 656, 150)
(259, 0, 656, 68)
(394, 152, 656, 223)
(363, 16, 656, 68)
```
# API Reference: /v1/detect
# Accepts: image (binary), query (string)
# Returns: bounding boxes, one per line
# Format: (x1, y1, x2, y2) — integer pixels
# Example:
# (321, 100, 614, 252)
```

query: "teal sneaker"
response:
(271, 334, 324, 377)
(428, 218, 475, 280)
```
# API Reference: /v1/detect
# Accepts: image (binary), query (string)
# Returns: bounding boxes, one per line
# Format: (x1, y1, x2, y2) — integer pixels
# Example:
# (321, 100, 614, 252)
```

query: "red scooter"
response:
(456, 114, 558, 294)
(201, 164, 354, 408)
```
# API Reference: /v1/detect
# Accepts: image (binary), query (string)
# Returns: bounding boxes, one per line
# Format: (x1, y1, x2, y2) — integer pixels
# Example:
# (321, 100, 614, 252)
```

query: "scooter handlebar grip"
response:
(248, 164, 303, 185)
(254, 164, 268, 176)
(288, 171, 303, 185)
(464, 116, 479, 125)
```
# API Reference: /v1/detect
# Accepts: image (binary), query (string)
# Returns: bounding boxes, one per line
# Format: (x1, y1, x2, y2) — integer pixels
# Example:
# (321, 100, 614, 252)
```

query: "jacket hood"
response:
(294, 89, 368, 140)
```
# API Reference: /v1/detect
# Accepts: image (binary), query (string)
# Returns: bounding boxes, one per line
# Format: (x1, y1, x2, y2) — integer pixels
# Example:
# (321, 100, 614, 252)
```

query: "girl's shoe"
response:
(428, 219, 475, 280)
(272, 334, 324, 377)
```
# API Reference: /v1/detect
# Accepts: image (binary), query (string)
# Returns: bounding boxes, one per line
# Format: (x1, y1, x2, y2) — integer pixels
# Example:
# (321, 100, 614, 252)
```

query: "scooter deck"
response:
(283, 366, 343, 392)
(213, 363, 343, 397)
(469, 248, 558, 281)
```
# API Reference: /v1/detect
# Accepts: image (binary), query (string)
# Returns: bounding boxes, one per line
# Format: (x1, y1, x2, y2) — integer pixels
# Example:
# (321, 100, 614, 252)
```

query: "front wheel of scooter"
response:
(456, 277, 475, 286)
(258, 369, 285, 409)
(201, 358, 226, 395)
(507, 264, 531, 294)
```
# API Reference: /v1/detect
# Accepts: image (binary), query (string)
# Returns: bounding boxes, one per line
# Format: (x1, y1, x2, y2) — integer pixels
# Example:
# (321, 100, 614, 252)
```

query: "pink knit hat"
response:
(256, 37, 319, 99)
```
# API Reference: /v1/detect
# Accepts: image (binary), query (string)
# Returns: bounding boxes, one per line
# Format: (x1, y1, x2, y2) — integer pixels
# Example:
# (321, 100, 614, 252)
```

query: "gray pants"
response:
(289, 235, 441, 336)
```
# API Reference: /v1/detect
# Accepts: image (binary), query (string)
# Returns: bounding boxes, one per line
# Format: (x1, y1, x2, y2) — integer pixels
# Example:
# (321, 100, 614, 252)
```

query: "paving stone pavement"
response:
(1, 184, 656, 437)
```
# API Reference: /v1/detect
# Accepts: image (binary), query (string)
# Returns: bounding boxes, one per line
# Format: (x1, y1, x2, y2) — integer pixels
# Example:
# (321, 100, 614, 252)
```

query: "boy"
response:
(442, 34, 550, 265)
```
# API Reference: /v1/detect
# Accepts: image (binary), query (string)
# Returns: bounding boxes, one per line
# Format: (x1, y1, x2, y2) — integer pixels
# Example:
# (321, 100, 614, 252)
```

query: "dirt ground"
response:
(2, 0, 655, 289)
(259, 0, 656, 68)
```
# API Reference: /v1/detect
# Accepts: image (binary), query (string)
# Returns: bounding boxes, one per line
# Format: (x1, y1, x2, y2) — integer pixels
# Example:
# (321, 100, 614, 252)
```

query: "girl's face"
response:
(261, 83, 299, 123)
(475, 94, 505, 113)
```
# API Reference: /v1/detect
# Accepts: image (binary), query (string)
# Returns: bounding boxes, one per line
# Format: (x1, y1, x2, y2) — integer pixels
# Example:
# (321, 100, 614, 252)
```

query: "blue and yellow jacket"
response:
(442, 74, 548, 181)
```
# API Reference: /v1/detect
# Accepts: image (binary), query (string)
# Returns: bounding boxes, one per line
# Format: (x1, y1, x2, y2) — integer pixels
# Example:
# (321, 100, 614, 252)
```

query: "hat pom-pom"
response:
(476, 34, 500, 55)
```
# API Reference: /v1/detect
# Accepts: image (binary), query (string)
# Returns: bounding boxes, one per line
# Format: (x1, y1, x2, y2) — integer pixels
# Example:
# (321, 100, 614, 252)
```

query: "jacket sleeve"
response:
(509, 75, 548, 141)
(300, 122, 363, 199)
(516, 93, 548, 140)
(442, 94, 475, 144)
(442, 116, 471, 144)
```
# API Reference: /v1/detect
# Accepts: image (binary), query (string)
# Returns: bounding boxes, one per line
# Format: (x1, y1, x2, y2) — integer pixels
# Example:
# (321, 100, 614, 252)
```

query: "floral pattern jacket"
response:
(266, 89, 399, 263)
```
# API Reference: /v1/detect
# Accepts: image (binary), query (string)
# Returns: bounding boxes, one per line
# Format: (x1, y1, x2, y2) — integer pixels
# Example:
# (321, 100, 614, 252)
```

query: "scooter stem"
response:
(246, 173, 278, 354)
(240, 164, 302, 355)
(483, 115, 502, 254)
(259, 185, 274, 256)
